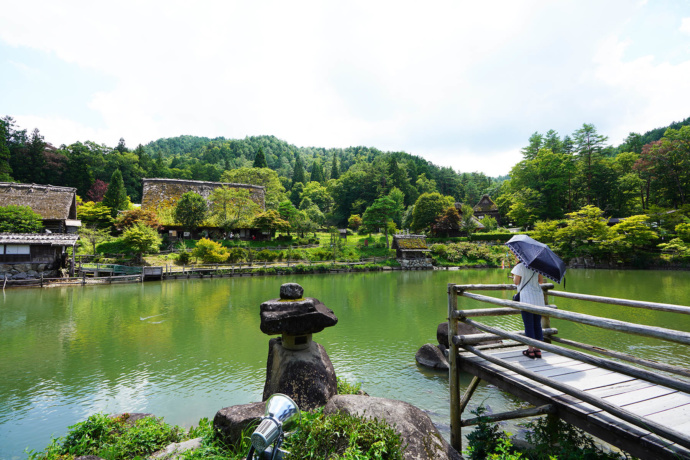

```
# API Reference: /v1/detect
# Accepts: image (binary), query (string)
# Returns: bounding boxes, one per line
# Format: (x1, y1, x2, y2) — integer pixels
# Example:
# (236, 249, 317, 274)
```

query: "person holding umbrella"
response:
(506, 235, 567, 359)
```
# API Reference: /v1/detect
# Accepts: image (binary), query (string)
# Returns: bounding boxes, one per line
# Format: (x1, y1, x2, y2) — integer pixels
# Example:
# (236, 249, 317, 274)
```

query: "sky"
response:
(1, 0, 690, 177)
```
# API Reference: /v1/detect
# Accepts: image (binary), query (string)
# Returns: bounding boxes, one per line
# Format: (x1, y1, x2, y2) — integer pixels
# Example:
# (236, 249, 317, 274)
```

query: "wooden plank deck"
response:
(458, 345, 690, 460)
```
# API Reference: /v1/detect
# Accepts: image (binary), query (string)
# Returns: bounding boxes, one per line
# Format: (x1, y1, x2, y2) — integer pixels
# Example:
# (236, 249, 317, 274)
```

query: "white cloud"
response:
(2, 0, 689, 176)
(681, 17, 690, 35)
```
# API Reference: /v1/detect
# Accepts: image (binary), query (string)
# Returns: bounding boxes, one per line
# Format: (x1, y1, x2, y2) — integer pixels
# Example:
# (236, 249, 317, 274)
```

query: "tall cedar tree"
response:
(310, 159, 324, 183)
(292, 154, 306, 186)
(28, 128, 46, 184)
(0, 119, 11, 181)
(574, 123, 608, 205)
(331, 155, 339, 180)
(116, 137, 128, 153)
(253, 148, 268, 168)
(102, 169, 128, 217)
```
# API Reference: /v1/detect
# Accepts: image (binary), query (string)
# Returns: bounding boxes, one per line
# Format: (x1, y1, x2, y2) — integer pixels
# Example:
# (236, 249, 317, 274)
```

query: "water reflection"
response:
(1, 269, 689, 458)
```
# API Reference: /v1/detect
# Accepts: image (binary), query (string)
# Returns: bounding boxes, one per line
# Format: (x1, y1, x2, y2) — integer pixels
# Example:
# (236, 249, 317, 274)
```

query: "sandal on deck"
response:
(534, 350, 542, 359)
(522, 349, 536, 359)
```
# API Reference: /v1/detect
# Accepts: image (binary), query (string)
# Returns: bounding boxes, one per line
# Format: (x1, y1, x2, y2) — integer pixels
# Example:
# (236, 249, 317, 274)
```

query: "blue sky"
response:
(1, 0, 689, 176)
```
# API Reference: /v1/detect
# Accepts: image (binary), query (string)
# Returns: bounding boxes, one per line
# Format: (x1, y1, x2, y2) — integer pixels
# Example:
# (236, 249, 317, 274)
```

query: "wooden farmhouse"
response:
(472, 194, 501, 225)
(0, 233, 79, 281)
(392, 234, 433, 269)
(0, 182, 81, 233)
(140, 178, 266, 239)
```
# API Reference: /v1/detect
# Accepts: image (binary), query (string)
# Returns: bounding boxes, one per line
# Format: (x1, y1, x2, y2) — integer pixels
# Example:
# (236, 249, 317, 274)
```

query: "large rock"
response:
(213, 402, 264, 445)
(415, 343, 449, 371)
(324, 395, 461, 460)
(263, 337, 337, 411)
(150, 438, 202, 459)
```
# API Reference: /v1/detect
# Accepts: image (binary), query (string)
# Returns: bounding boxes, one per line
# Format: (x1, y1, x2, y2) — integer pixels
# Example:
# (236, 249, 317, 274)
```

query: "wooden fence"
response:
(447, 282, 690, 458)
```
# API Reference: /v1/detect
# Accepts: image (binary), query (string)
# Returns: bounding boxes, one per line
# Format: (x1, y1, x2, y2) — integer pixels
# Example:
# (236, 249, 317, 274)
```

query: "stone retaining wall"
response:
(399, 258, 433, 270)
(0, 263, 59, 280)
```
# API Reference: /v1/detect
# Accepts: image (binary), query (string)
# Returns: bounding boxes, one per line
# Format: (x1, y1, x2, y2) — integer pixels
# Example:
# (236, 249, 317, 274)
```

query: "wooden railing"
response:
(447, 282, 690, 454)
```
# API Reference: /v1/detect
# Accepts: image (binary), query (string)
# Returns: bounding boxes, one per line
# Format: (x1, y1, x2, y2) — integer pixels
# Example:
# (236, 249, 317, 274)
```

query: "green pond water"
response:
(2, 268, 690, 459)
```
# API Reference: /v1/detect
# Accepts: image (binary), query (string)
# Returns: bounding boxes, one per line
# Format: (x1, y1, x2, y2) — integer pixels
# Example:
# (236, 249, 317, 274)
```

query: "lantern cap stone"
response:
(280, 283, 303, 300)
(260, 283, 338, 335)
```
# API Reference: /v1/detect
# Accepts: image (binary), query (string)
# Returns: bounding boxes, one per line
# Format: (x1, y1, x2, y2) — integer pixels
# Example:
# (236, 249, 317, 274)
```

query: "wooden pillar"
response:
(542, 285, 552, 343)
(448, 283, 462, 451)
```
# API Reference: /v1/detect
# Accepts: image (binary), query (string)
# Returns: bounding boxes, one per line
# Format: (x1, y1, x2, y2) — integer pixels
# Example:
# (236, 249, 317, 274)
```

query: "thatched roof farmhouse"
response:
(472, 194, 501, 225)
(0, 182, 80, 233)
(141, 178, 266, 212)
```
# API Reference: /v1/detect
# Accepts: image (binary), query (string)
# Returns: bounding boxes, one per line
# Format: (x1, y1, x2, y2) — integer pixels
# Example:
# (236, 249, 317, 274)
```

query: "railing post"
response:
(448, 283, 462, 452)
(542, 284, 552, 343)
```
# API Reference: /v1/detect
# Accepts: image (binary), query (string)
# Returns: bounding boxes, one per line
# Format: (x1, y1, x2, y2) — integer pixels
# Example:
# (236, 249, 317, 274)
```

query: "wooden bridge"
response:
(447, 283, 690, 460)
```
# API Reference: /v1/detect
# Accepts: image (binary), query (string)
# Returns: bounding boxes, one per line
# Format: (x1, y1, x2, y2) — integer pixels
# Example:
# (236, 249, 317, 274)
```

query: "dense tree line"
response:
(495, 119, 690, 228)
(1, 114, 689, 237)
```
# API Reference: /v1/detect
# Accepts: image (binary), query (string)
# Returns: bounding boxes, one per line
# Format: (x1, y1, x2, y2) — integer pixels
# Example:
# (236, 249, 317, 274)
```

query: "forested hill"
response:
(617, 115, 690, 154)
(1, 114, 689, 226)
(143, 133, 501, 205)
(144, 134, 450, 186)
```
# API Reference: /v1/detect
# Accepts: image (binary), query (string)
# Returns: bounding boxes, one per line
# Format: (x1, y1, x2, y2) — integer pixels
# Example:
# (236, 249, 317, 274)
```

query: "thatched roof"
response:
(0, 183, 78, 220)
(0, 233, 79, 246)
(392, 235, 429, 250)
(473, 194, 498, 212)
(141, 178, 266, 211)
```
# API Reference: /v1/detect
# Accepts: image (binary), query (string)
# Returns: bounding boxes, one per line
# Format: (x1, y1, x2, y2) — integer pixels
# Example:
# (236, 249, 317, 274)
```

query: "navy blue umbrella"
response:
(505, 235, 566, 283)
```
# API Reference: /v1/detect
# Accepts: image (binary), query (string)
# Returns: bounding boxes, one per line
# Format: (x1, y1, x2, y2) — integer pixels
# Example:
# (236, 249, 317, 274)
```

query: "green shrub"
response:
(284, 409, 404, 459)
(29, 413, 183, 460)
(227, 247, 247, 263)
(176, 251, 192, 265)
(465, 406, 507, 460)
(192, 238, 229, 264)
(337, 377, 362, 395)
(256, 249, 278, 262)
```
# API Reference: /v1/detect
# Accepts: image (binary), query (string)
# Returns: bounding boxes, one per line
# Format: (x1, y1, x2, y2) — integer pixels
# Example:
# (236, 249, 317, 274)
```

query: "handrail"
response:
(548, 290, 690, 315)
(447, 282, 690, 455)
(459, 291, 690, 346)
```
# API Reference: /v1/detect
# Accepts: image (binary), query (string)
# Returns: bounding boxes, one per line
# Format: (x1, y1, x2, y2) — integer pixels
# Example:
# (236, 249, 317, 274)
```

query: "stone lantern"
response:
(259, 283, 339, 410)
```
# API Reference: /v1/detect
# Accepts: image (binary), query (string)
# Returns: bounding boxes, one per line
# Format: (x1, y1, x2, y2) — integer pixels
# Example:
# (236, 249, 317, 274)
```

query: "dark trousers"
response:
(521, 311, 543, 342)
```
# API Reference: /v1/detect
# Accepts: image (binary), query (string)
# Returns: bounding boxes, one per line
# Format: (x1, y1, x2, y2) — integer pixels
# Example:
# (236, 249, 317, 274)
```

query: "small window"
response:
(6, 245, 30, 254)
(0, 245, 4, 254)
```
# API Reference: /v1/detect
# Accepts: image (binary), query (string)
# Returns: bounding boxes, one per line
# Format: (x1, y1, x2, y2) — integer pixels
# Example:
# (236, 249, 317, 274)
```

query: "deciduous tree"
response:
(0, 205, 43, 232)
(174, 192, 208, 231)
(411, 192, 454, 233)
(122, 222, 161, 263)
(361, 196, 397, 249)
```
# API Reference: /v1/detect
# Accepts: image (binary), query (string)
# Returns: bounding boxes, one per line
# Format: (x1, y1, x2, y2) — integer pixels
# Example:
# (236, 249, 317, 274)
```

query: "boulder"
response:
(213, 402, 264, 445)
(150, 437, 202, 459)
(415, 344, 449, 371)
(323, 395, 461, 460)
(12, 272, 28, 280)
(263, 337, 337, 411)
